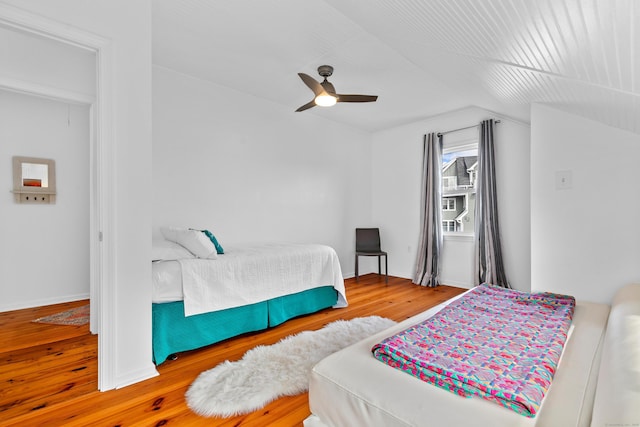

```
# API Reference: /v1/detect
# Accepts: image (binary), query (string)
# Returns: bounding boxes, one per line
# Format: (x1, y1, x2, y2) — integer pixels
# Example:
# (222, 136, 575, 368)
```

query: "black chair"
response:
(355, 228, 388, 283)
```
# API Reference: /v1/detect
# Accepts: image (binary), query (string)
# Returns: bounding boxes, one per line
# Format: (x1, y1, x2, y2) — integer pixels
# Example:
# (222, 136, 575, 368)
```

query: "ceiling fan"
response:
(295, 65, 378, 112)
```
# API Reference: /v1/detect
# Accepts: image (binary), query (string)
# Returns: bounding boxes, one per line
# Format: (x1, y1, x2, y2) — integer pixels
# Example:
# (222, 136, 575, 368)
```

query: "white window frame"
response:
(443, 198, 456, 211)
(443, 176, 457, 190)
(442, 220, 456, 232)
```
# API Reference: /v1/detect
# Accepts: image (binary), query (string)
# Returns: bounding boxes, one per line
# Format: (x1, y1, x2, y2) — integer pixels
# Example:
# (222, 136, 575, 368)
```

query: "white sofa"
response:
(590, 283, 640, 427)
(305, 283, 640, 427)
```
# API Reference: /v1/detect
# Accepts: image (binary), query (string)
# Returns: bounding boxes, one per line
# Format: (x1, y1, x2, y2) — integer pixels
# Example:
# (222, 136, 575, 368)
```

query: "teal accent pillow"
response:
(202, 229, 224, 254)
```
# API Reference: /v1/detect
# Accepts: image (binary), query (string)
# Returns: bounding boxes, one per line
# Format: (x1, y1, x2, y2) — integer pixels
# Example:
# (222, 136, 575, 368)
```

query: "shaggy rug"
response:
(32, 304, 90, 326)
(185, 315, 396, 417)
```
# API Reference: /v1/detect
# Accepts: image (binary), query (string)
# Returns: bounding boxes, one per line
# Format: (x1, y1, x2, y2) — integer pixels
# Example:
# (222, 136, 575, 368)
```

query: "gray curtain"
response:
(474, 119, 510, 288)
(413, 133, 443, 287)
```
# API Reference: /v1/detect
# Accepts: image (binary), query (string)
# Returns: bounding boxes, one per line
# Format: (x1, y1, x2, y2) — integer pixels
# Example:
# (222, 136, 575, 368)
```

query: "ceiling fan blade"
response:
(320, 80, 337, 95)
(336, 94, 378, 103)
(298, 73, 324, 96)
(295, 100, 316, 112)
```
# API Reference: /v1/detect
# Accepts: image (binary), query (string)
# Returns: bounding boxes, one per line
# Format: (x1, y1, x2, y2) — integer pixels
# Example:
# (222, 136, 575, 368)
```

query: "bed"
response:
(152, 233, 347, 365)
(305, 284, 625, 427)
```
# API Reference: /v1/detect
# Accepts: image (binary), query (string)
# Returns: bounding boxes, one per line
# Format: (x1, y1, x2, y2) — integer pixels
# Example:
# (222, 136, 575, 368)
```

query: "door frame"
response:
(0, 3, 117, 391)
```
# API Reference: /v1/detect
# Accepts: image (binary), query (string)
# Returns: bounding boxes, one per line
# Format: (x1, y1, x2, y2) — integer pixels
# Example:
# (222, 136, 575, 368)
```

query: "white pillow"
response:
(152, 239, 195, 261)
(161, 227, 218, 259)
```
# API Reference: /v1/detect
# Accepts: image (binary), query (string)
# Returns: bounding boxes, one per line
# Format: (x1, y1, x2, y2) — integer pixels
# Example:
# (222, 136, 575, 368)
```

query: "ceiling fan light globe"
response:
(314, 94, 337, 107)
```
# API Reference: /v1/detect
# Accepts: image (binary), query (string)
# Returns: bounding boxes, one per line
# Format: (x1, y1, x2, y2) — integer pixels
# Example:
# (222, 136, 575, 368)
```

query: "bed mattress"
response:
(152, 259, 183, 303)
(305, 294, 610, 427)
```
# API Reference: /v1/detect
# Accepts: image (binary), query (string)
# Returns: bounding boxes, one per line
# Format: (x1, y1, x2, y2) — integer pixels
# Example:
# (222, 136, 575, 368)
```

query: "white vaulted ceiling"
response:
(153, 0, 640, 133)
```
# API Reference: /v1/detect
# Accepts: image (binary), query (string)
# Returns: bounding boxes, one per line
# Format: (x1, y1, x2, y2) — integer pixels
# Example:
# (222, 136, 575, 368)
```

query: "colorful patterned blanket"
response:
(371, 284, 575, 417)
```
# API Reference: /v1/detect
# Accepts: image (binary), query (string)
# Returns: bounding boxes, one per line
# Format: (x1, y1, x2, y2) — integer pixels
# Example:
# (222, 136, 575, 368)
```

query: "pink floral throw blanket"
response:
(371, 284, 575, 417)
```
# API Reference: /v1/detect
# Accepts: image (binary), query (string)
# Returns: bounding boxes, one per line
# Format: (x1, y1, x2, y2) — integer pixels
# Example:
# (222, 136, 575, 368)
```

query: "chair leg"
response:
(378, 256, 381, 275)
(355, 255, 359, 281)
(385, 254, 388, 284)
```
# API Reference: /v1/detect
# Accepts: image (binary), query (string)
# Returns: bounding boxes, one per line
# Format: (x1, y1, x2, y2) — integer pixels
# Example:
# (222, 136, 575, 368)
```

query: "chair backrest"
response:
(356, 228, 382, 252)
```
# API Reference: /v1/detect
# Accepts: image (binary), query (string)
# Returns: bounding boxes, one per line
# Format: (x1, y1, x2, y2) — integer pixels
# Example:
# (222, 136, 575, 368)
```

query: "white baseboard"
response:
(0, 292, 90, 313)
(441, 279, 473, 289)
(115, 365, 159, 390)
(344, 271, 384, 279)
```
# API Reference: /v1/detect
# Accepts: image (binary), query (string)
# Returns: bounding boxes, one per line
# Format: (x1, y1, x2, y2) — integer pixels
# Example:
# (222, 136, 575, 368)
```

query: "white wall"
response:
(531, 104, 640, 304)
(1, 0, 155, 388)
(152, 66, 373, 275)
(0, 90, 89, 311)
(371, 106, 531, 291)
(0, 24, 95, 98)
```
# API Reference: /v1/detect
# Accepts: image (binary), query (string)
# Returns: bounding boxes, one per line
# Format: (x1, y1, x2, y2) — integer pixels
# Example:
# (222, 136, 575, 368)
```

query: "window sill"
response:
(443, 233, 474, 242)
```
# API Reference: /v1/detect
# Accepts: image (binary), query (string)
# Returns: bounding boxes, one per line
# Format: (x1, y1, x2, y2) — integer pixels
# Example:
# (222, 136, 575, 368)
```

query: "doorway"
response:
(0, 6, 117, 391)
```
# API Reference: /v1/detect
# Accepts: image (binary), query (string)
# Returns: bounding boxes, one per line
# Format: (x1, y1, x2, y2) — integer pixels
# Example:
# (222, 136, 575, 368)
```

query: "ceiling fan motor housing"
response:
(317, 65, 334, 78)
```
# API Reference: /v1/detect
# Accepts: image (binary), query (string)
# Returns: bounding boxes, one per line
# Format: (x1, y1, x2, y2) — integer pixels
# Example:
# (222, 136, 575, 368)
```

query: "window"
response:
(443, 176, 457, 190)
(442, 220, 456, 232)
(443, 198, 456, 211)
(442, 142, 478, 234)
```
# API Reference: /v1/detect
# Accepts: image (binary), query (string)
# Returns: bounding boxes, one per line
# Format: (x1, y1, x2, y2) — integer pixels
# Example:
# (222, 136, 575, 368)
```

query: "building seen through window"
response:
(442, 147, 477, 233)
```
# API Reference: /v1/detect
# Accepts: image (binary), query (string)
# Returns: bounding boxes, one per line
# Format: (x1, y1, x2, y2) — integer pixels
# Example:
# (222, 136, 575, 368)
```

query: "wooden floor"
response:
(0, 275, 465, 426)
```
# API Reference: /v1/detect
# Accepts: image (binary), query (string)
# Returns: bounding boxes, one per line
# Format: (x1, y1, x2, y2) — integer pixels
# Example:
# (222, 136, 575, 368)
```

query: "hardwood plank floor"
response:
(0, 299, 91, 353)
(0, 299, 97, 424)
(0, 275, 465, 426)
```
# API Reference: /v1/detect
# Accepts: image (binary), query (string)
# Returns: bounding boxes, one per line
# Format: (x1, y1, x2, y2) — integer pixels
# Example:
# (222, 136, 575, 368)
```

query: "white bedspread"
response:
(178, 243, 347, 316)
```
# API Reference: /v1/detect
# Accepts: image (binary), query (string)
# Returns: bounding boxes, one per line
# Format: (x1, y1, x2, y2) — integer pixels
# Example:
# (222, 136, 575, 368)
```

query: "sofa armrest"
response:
(590, 283, 640, 427)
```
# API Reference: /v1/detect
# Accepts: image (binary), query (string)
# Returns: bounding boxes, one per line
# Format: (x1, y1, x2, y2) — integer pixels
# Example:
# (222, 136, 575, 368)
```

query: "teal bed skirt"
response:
(152, 286, 338, 364)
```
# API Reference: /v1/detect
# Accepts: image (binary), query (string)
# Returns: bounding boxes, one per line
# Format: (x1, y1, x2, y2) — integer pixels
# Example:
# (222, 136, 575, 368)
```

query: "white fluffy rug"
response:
(185, 315, 396, 417)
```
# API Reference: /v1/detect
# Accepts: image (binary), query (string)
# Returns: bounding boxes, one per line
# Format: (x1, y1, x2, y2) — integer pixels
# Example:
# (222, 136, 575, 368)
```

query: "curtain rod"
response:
(436, 119, 501, 137)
